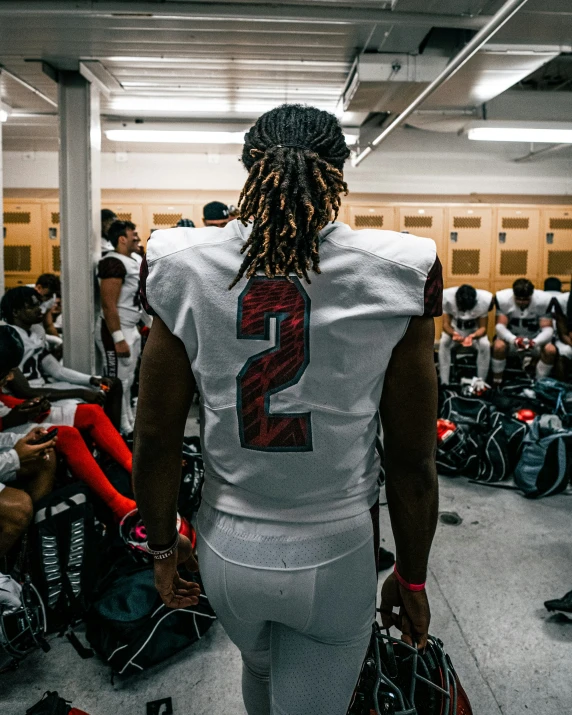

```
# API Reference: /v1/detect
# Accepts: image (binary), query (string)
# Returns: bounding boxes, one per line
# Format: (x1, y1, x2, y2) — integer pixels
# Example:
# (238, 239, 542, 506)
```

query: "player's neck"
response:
(12, 318, 31, 334)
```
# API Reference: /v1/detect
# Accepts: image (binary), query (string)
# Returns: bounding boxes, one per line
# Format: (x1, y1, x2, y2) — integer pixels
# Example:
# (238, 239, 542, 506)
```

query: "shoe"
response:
(544, 590, 572, 614)
(378, 547, 395, 572)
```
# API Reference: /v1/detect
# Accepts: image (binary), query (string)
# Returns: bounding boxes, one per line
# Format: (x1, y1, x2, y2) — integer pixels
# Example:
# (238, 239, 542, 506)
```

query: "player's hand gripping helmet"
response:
(0, 574, 49, 673)
(348, 622, 473, 715)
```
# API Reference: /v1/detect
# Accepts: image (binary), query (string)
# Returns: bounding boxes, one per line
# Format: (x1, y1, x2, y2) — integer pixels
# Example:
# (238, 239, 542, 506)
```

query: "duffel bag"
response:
(514, 415, 572, 498)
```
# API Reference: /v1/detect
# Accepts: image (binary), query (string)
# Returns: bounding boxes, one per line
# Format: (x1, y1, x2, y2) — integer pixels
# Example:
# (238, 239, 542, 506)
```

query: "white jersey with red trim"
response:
(143, 220, 441, 524)
(442, 287, 493, 336)
(495, 288, 552, 338)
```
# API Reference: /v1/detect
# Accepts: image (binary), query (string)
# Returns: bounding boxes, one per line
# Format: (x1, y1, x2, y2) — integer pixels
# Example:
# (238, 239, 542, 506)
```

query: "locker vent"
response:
(500, 250, 528, 275)
(549, 218, 572, 230)
(502, 217, 529, 230)
(453, 216, 481, 229)
(404, 215, 433, 229)
(51, 212, 60, 225)
(354, 214, 384, 228)
(4, 245, 32, 272)
(4, 212, 31, 225)
(153, 213, 182, 226)
(451, 249, 480, 275)
(52, 245, 61, 273)
(547, 250, 572, 276)
(116, 212, 132, 221)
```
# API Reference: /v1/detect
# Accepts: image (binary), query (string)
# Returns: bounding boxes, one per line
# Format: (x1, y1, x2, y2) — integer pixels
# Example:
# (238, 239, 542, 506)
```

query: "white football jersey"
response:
(97, 251, 142, 328)
(495, 288, 552, 338)
(11, 325, 47, 387)
(442, 287, 493, 336)
(144, 220, 442, 524)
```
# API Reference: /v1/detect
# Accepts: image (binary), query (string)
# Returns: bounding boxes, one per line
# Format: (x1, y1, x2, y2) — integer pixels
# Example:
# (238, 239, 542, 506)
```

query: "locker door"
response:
(445, 207, 493, 291)
(541, 209, 572, 291)
(42, 203, 61, 275)
(3, 203, 43, 289)
(493, 208, 541, 293)
(347, 205, 396, 231)
(105, 204, 146, 248)
(398, 207, 445, 341)
(145, 205, 192, 240)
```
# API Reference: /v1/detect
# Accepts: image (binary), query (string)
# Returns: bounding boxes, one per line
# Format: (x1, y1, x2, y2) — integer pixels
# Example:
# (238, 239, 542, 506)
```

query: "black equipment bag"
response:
(179, 436, 204, 519)
(25, 691, 90, 715)
(85, 558, 216, 676)
(29, 484, 103, 632)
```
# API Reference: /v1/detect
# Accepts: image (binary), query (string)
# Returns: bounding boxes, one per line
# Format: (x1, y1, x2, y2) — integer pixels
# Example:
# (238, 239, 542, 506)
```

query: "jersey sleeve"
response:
(98, 256, 126, 281)
(423, 256, 443, 317)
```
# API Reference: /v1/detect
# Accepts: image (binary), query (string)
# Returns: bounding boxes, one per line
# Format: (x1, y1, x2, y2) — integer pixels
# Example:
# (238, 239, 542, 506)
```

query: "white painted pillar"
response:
(58, 71, 101, 373)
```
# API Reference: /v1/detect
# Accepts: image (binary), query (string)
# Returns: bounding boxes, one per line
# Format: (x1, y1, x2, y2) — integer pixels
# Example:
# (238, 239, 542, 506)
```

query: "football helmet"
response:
(0, 575, 49, 672)
(348, 622, 473, 715)
(119, 509, 196, 555)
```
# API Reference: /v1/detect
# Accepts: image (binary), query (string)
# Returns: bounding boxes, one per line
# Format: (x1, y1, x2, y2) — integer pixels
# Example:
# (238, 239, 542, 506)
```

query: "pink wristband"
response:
(393, 565, 426, 592)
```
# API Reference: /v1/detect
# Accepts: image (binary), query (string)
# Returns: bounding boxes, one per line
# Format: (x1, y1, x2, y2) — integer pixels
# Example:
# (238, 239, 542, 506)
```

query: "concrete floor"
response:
(2, 414, 571, 714)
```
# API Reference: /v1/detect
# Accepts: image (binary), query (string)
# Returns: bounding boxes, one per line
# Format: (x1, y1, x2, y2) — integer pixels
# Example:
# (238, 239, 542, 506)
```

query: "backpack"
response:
(25, 691, 90, 715)
(533, 378, 572, 426)
(85, 557, 216, 676)
(29, 484, 103, 632)
(514, 415, 572, 498)
(179, 436, 204, 519)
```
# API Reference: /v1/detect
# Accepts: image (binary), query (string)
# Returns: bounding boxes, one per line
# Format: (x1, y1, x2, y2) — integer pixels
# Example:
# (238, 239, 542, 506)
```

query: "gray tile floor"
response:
(2, 424, 571, 714)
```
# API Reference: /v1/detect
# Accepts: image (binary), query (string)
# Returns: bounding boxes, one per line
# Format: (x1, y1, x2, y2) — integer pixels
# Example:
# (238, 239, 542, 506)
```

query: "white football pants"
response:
(196, 522, 376, 715)
(556, 340, 572, 360)
(439, 332, 491, 384)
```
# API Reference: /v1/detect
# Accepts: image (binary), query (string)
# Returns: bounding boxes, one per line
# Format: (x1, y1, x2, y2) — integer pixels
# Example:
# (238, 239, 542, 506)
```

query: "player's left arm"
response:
(531, 317, 554, 347)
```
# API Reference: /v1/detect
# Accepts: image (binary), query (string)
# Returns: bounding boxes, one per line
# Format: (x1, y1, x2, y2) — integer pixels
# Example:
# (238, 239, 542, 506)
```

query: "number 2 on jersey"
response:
(236, 276, 313, 452)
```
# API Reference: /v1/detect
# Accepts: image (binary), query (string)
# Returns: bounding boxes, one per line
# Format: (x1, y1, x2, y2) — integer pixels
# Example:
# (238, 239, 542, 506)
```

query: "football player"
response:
(101, 208, 118, 256)
(549, 288, 572, 376)
(492, 279, 555, 384)
(96, 220, 143, 435)
(439, 284, 492, 385)
(202, 200, 231, 227)
(134, 105, 440, 715)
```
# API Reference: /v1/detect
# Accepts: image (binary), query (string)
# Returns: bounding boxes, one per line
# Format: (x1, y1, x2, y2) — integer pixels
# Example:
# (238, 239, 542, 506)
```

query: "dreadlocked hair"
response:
(229, 104, 350, 289)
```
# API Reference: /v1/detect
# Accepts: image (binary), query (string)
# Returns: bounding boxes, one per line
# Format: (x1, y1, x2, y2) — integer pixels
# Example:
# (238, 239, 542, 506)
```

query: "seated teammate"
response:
(492, 279, 555, 384)
(549, 288, 572, 377)
(27, 273, 62, 348)
(439, 284, 492, 385)
(0, 427, 57, 558)
(0, 326, 135, 520)
(1, 287, 109, 408)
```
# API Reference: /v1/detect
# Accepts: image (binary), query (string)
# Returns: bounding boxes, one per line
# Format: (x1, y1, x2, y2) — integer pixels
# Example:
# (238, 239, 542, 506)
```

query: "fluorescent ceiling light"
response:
(105, 129, 358, 145)
(468, 126, 572, 143)
(110, 97, 336, 114)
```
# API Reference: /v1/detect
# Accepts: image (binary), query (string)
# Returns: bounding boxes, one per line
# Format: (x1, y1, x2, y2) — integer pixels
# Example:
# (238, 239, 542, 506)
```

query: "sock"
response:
(74, 404, 132, 473)
(491, 357, 506, 383)
(536, 359, 553, 379)
(56, 425, 135, 520)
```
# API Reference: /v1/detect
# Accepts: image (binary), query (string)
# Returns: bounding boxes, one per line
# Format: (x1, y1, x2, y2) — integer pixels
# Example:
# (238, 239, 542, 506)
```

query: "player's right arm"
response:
(495, 312, 517, 344)
(379, 315, 438, 650)
(100, 277, 131, 358)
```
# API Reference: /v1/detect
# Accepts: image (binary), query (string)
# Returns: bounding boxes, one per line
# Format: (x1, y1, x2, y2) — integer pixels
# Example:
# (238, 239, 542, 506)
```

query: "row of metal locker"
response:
(3, 198, 572, 293)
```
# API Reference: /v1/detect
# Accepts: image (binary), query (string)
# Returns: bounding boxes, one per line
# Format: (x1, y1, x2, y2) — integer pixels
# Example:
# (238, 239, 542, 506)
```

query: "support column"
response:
(58, 71, 101, 373)
(0, 90, 4, 297)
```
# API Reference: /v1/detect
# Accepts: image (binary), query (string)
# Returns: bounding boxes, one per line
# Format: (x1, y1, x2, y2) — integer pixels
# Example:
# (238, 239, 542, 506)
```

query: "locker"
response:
(492, 208, 541, 293)
(3, 202, 43, 289)
(540, 208, 572, 291)
(145, 204, 193, 240)
(445, 206, 493, 288)
(41, 203, 61, 276)
(347, 205, 396, 232)
(397, 206, 445, 341)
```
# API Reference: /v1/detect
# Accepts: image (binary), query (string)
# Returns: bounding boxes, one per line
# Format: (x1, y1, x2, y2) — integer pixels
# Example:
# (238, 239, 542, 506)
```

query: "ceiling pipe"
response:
(0, 64, 57, 108)
(352, 0, 530, 167)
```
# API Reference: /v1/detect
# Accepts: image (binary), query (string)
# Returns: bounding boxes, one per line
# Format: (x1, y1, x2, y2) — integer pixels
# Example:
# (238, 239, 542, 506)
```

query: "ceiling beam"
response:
(0, 2, 492, 29)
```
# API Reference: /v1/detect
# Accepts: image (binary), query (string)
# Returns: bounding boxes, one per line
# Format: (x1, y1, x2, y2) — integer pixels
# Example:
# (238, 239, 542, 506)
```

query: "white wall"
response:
(4, 130, 572, 195)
